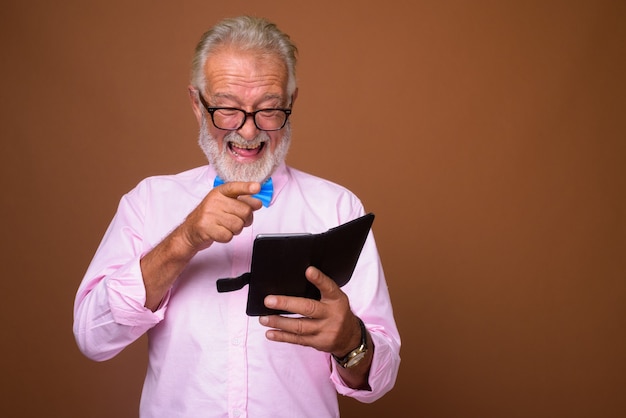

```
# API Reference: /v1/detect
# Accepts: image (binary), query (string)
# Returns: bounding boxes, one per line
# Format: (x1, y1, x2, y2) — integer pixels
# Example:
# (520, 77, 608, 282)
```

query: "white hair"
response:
(191, 16, 298, 96)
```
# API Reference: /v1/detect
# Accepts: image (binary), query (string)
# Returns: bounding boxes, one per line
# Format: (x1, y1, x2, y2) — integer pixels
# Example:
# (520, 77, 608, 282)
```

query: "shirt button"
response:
(232, 337, 241, 346)
(233, 409, 242, 417)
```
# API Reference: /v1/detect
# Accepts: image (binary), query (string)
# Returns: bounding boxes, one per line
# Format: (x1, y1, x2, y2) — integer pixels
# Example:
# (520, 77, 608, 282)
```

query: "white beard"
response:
(198, 116, 291, 183)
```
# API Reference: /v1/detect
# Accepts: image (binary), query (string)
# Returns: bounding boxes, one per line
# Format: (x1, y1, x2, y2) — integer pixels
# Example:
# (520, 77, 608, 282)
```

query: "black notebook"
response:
(216, 213, 375, 316)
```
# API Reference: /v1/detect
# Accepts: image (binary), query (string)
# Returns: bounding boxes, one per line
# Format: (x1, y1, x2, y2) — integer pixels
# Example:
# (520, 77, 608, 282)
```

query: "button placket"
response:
(226, 228, 253, 416)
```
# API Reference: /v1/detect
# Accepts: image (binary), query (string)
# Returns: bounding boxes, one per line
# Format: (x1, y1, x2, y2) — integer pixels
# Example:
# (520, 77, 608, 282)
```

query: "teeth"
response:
(231, 142, 262, 150)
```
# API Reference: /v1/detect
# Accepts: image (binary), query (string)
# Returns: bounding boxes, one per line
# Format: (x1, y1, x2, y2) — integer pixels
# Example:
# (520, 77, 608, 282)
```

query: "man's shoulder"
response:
(284, 165, 362, 208)
(127, 165, 211, 199)
(137, 165, 210, 186)
(286, 166, 351, 193)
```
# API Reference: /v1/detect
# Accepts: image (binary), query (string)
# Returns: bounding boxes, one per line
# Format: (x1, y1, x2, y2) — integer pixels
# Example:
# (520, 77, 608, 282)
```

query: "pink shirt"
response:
(73, 163, 401, 418)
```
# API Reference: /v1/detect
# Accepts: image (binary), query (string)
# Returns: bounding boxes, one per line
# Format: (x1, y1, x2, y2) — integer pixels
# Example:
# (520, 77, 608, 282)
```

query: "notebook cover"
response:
(216, 213, 375, 316)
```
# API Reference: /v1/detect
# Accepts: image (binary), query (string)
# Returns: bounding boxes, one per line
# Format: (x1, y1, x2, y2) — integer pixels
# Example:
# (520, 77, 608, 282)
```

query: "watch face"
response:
(346, 350, 367, 368)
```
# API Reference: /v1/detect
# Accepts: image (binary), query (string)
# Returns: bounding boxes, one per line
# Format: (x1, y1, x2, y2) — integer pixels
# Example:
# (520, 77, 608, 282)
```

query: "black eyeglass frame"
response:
(197, 92, 292, 132)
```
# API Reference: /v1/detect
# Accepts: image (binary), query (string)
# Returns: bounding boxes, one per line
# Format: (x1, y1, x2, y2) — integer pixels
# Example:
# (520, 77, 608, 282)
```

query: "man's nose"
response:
(237, 114, 260, 140)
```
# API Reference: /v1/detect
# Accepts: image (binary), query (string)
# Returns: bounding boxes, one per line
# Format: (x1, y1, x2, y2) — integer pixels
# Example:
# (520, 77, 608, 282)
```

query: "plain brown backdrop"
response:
(1, 1, 625, 417)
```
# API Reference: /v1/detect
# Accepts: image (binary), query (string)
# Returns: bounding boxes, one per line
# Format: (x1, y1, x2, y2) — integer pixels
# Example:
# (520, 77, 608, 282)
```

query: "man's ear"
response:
(188, 85, 203, 126)
(290, 87, 299, 107)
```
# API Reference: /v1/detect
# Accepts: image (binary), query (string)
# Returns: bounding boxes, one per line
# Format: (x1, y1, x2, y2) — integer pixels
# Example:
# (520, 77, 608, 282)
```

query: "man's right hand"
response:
(180, 181, 264, 251)
(140, 181, 263, 311)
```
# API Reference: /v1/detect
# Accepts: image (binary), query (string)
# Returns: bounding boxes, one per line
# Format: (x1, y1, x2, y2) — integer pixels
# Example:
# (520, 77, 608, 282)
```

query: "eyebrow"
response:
(210, 92, 286, 106)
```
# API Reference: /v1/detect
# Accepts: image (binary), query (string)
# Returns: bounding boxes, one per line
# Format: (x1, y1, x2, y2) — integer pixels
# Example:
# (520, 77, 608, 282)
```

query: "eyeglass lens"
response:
(212, 109, 288, 131)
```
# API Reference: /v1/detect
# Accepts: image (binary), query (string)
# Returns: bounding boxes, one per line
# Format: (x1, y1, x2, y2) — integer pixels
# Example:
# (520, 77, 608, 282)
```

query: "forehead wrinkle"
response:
(203, 49, 288, 107)
(204, 55, 286, 88)
(208, 89, 287, 109)
(211, 91, 284, 101)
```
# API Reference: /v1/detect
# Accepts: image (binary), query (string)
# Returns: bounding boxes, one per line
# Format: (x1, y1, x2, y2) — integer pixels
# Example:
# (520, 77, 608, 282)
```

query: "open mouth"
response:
(228, 141, 266, 158)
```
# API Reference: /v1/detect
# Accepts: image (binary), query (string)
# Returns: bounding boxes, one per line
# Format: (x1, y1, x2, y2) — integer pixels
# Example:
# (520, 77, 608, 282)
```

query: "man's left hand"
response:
(259, 266, 361, 358)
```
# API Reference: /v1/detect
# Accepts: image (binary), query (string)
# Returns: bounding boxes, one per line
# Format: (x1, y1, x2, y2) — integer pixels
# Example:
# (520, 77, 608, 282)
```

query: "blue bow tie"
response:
(213, 176, 273, 207)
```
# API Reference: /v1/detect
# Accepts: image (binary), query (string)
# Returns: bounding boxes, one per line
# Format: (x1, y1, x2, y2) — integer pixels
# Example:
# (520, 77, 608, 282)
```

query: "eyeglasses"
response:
(197, 92, 292, 131)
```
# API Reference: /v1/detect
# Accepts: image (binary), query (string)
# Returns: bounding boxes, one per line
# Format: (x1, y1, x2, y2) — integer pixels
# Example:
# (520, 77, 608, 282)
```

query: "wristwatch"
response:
(332, 317, 368, 368)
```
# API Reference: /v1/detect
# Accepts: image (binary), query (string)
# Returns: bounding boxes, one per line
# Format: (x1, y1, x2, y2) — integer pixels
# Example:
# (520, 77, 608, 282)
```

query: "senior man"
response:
(74, 15, 400, 418)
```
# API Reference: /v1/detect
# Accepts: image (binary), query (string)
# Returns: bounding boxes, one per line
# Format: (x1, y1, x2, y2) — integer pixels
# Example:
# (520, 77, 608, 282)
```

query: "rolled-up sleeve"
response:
(73, 185, 169, 361)
(330, 323, 401, 402)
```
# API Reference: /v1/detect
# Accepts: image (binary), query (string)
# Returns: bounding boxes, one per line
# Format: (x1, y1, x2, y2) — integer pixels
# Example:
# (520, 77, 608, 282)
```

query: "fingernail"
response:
(265, 296, 277, 307)
(259, 316, 268, 325)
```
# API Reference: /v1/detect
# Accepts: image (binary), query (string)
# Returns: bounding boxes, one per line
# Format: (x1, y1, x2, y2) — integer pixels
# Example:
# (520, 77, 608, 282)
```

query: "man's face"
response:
(195, 48, 293, 183)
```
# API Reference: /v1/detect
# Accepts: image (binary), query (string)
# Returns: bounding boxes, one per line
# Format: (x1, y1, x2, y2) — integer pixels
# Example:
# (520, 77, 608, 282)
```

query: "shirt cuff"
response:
(105, 254, 169, 327)
(330, 329, 399, 403)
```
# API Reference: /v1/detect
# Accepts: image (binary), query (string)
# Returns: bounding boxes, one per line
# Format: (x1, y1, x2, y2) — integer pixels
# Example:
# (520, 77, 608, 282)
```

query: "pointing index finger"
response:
(219, 181, 261, 200)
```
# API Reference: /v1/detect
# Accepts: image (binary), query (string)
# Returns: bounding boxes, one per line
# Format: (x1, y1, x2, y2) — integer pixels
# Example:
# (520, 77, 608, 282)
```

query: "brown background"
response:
(1, 0, 625, 417)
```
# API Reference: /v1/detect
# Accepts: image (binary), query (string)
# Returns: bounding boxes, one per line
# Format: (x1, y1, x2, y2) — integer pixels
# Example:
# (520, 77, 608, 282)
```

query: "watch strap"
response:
(332, 317, 368, 368)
